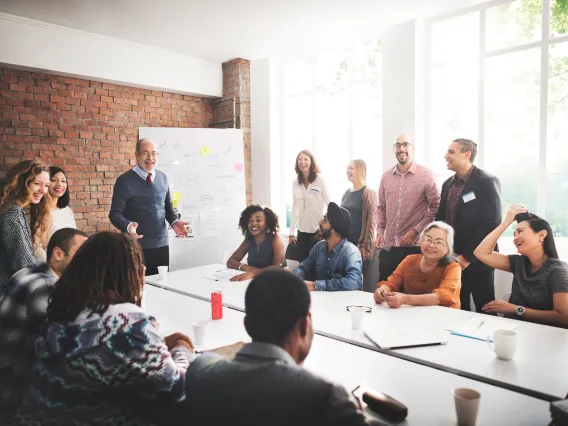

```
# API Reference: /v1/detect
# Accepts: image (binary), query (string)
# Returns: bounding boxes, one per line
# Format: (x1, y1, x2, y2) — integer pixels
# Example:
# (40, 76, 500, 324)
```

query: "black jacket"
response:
(436, 166, 502, 272)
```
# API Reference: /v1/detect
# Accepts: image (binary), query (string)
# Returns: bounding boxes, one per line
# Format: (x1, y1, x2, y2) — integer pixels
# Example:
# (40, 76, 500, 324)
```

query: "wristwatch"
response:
(516, 306, 525, 316)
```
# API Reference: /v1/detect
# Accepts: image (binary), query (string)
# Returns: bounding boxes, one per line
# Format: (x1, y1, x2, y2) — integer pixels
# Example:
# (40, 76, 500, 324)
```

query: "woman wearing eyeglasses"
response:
(374, 221, 462, 309)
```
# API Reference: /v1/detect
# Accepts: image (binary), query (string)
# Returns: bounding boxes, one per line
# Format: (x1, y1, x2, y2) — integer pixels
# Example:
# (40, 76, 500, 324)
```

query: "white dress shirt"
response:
(289, 174, 331, 235)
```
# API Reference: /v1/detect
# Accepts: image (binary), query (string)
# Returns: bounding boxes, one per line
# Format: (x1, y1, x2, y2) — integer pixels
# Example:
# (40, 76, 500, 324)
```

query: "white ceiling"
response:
(0, 0, 486, 63)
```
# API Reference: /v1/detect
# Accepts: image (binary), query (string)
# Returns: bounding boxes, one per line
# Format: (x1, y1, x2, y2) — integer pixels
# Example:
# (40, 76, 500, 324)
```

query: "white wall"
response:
(250, 58, 282, 213)
(0, 12, 222, 97)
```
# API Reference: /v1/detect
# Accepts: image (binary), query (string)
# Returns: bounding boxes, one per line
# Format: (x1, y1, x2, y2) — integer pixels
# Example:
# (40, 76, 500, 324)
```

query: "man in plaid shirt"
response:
(0, 227, 87, 423)
(375, 134, 441, 282)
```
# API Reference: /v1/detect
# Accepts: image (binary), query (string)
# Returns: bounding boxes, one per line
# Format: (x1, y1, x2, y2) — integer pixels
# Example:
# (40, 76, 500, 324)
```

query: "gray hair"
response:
(419, 221, 455, 266)
(135, 138, 155, 154)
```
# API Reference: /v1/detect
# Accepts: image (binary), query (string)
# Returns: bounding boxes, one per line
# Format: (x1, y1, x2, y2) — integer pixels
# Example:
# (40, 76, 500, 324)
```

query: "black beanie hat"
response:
(326, 202, 351, 239)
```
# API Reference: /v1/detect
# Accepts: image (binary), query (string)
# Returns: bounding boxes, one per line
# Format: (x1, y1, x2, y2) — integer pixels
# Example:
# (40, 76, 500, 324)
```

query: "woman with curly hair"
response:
(16, 232, 194, 426)
(227, 205, 285, 281)
(0, 160, 51, 294)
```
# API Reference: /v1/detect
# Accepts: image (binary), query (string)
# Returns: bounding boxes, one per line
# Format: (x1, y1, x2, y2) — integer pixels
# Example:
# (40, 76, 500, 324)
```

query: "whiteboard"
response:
(139, 127, 246, 271)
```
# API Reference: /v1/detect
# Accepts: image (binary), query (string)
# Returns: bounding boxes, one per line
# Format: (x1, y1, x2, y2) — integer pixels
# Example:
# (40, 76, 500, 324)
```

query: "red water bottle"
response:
(211, 290, 223, 320)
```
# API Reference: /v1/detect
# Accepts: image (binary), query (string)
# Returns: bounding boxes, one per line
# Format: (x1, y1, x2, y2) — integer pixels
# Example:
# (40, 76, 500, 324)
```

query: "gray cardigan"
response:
(0, 204, 36, 295)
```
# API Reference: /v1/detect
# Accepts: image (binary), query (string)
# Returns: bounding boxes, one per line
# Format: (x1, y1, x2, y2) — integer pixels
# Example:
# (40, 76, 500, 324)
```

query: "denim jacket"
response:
(293, 239, 362, 291)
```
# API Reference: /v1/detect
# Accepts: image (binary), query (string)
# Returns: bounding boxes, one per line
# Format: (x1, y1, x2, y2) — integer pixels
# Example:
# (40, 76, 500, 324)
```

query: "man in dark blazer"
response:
(181, 269, 385, 426)
(436, 138, 502, 312)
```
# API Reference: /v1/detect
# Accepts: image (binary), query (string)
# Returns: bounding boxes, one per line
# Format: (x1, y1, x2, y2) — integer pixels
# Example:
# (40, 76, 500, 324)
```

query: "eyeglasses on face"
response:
(422, 235, 447, 248)
(393, 142, 412, 150)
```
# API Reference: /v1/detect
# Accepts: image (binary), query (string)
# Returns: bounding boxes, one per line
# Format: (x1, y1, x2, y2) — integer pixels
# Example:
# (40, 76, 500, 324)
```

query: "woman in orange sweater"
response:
(374, 221, 461, 309)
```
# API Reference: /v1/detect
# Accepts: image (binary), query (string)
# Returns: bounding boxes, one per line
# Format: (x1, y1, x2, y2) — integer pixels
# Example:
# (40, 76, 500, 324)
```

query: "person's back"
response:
(184, 342, 367, 426)
(16, 303, 190, 426)
(181, 269, 379, 426)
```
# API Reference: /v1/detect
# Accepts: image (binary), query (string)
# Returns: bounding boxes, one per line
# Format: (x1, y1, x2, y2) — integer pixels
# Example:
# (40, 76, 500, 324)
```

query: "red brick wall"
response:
(0, 67, 213, 232)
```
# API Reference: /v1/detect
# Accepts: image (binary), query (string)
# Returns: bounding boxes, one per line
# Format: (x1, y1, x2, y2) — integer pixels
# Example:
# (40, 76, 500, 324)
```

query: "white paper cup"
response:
(346, 305, 371, 330)
(487, 329, 517, 361)
(192, 320, 211, 346)
(157, 266, 168, 281)
(453, 388, 481, 426)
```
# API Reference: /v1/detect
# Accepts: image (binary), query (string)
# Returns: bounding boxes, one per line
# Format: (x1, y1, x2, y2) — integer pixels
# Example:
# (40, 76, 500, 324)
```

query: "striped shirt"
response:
(0, 263, 57, 422)
(0, 204, 37, 295)
(376, 162, 440, 251)
(445, 165, 475, 228)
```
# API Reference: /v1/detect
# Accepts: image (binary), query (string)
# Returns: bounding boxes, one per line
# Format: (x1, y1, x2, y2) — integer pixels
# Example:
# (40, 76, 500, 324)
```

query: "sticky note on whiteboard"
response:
(200, 146, 210, 155)
(234, 163, 244, 171)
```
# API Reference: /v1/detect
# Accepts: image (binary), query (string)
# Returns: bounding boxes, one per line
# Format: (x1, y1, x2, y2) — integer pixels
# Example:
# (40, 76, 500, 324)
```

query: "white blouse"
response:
(34, 207, 78, 262)
(289, 174, 331, 235)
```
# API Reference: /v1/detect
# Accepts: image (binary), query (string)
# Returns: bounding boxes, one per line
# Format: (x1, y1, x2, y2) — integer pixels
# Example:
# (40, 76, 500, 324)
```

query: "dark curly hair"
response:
(49, 166, 71, 209)
(295, 150, 320, 185)
(47, 232, 145, 324)
(238, 205, 280, 239)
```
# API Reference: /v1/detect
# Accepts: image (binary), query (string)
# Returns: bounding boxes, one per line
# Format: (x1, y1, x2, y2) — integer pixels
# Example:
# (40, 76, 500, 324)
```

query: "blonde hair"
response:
(349, 159, 367, 185)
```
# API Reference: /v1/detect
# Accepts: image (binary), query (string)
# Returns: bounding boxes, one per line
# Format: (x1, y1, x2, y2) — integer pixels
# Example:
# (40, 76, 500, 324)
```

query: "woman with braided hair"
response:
(16, 231, 195, 426)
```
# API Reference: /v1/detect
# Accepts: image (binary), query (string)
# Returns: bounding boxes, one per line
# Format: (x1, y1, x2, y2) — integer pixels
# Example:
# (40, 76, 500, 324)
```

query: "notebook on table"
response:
(365, 328, 450, 350)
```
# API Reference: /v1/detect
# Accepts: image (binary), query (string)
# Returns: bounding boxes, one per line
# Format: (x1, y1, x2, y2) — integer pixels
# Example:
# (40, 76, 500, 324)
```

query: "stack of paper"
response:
(447, 316, 517, 341)
(204, 268, 243, 281)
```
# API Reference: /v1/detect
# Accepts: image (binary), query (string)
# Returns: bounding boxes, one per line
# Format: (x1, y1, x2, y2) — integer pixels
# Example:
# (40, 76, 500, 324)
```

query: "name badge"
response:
(309, 187, 321, 196)
(462, 191, 476, 203)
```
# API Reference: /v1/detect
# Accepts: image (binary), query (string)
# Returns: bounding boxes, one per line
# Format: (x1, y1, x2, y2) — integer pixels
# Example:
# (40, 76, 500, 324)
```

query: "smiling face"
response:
(420, 227, 449, 262)
(514, 221, 546, 256)
(346, 163, 358, 182)
(136, 140, 159, 172)
(393, 134, 414, 165)
(444, 141, 470, 172)
(297, 153, 311, 175)
(49, 171, 67, 200)
(318, 215, 332, 239)
(248, 211, 267, 236)
(28, 171, 50, 204)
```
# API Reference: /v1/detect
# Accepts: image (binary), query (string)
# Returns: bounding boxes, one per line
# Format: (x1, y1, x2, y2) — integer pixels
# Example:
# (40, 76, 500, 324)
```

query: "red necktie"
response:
(146, 173, 152, 184)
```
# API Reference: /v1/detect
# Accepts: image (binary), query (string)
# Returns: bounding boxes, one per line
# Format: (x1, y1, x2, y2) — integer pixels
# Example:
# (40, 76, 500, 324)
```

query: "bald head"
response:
(393, 133, 414, 165)
(135, 138, 158, 172)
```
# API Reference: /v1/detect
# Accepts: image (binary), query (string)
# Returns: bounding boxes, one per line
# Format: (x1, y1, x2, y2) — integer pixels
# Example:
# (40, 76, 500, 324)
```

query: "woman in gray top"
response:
(474, 203, 568, 328)
(0, 161, 51, 294)
(341, 160, 378, 292)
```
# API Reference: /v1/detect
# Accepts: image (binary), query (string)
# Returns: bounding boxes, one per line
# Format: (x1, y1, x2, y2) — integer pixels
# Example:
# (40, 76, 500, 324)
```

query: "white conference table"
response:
(146, 264, 568, 401)
(143, 284, 551, 425)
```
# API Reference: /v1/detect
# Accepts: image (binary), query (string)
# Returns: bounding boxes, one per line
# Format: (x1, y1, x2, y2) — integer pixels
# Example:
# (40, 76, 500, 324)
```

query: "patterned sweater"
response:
(0, 263, 56, 423)
(0, 204, 36, 295)
(16, 303, 192, 426)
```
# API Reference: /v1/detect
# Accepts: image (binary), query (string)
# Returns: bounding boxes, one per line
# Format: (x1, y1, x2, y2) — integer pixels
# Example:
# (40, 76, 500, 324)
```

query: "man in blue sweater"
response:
(110, 138, 189, 275)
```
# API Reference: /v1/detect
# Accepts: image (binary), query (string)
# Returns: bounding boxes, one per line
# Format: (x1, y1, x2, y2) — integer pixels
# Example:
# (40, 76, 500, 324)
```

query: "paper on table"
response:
(204, 268, 243, 281)
(447, 316, 517, 341)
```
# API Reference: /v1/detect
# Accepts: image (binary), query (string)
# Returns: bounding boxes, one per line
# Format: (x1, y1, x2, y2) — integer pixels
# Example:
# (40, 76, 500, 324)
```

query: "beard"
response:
(320, 226, 332, 239)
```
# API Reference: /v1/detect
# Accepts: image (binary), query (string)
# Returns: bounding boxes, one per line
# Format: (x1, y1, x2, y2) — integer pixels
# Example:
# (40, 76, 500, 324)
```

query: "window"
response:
(282, 41, 382, 230)
(427, 0, 568, 255)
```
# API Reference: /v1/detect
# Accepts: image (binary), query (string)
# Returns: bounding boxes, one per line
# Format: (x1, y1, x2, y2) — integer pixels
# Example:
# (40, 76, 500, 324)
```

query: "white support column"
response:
(381, 20, 421, 169)
(251, 58, 282, 212)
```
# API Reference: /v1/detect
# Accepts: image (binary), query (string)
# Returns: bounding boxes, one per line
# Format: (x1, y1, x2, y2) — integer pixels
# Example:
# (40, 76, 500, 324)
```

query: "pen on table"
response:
(478, 321, 484, 329)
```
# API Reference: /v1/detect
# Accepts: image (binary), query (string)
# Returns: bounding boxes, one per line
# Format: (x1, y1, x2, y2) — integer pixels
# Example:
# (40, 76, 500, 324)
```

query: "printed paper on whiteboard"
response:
(200, 212, 219, 237)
